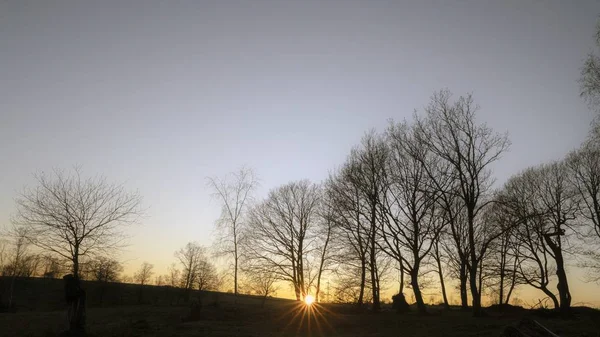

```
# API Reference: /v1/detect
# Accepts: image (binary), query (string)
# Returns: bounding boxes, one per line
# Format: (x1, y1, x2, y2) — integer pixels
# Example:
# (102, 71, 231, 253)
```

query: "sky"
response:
(1, 0, 600, 305)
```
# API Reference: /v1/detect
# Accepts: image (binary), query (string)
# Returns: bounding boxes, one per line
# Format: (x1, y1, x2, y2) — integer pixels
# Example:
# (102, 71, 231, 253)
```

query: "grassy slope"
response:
(1, 293, 599, 337)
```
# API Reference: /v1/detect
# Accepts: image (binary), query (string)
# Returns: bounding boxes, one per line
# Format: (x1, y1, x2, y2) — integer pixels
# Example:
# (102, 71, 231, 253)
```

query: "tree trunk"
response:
(410, 270, 427, 314)
(543, 234, 571, 313)
(399, 260, 404, 295)
(499, 245, 506, 305)
(369, 203, 380, 312)
(73, 254, 79, 280)
(358, 257, 366, 305)
(555, 258, 572, 313)
(315, 224, 331, 302)
(234, 238, 238, 296)
(541, 287, 560, 309)
(434, 242, 450, 310)
(459, 261, 469, 310)
(467, 208, 482, 317)
(469, 261, 482, 316)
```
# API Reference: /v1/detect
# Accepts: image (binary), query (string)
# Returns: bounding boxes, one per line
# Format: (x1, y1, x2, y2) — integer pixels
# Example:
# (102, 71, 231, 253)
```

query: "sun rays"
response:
(273, 298, 340, 337)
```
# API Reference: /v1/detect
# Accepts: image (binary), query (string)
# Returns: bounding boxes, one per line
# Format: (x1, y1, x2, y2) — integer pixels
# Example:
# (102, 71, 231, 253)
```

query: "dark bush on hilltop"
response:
(488, 303, 525, 313)
(392, 293, 410, 313)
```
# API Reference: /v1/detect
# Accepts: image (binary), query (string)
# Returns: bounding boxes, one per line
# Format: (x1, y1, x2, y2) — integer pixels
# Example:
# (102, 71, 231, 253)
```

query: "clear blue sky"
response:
(1, 0, 599, 303)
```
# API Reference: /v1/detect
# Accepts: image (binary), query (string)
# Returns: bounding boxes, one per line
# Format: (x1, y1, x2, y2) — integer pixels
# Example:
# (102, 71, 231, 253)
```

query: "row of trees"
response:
(203, 19, 600, 316)
(210, 90, 511, 316)
(3, 18, 600, 317)
(3, 90, 598, 316)
(208, 92, 600, 316)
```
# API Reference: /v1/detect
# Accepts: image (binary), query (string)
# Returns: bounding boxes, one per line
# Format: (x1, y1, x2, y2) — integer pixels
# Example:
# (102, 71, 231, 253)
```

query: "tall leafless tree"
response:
(12, 168, 142, 279)
(326, 164, 371, 306)
(245, 180, 321, 301)
(313, 201, 336, 302)
(499, 168, 560, 308)
(379, 120, 442, 314)
(415, 90, 510, 316)
(534, 162, 579, 313)
(567, 129, 600, 282)
(207, 167, 258, 295)
(347, 131, 388, 312)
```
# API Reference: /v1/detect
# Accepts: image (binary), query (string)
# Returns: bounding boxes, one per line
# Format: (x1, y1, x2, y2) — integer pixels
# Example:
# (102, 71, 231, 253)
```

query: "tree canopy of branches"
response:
(379, 120, 443, 314)
(174, 242, 218, 291)
(207, 167, 258, 295)
(580, 19, 600, 107)
(416, 90, 510, 316)
(326, 164, 372, 306)
(13, 168, 142, 279)
(567, 123, 600, 282)
(245, 180, 321, 301)
(86, 256, 123, 283)
(335, 131, 388, 312)
(134, 262, 154, 285)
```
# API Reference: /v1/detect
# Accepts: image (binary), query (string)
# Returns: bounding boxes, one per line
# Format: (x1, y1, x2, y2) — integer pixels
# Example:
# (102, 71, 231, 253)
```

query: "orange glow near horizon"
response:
(305, 294, 315, 306)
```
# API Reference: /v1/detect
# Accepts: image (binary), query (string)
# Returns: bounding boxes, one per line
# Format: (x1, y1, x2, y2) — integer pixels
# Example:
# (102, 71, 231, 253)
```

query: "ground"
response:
(1, 296, 599, 337)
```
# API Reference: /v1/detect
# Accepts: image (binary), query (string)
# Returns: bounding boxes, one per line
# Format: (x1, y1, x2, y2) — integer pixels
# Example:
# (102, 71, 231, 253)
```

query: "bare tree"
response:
(345, 131, 388, 312)
(567, 132, 600, 281)
(175, 242, 206, 291)
(432, 234, 450, 309)
(1, 227, 38, 278)
(0, 239, 7, 274)
(580, 19, 600, 107)
(379, 120, 442, 314)
(13, 168, 142, 279)
(1, 227, 42, 308)
(134, 262, 154, 285)
(415, 90, 510, 316)
(326, 165, 371, 306)
(245, 180, 321, 301)
(246, 271, 278, 307)
(483, 201, 522, 306)
(167, 263, 180, 287)
(534, 162, 579, 313)
(196, 259, 219, 291)
(438, 191, 471, 309)
(87, 256, 123, 283)
(500, 162, 582, 312)
(40, 254, 65, 278)
(313, 201, 337, 302)
(207, 167, 258, 295)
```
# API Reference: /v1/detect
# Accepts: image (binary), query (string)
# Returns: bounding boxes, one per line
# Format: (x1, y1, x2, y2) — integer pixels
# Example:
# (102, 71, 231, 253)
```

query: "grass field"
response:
(2, 292, 600, 337)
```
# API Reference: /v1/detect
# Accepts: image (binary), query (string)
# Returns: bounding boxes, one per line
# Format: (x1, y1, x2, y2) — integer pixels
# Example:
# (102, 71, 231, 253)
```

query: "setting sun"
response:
(304, 295, 315, 306)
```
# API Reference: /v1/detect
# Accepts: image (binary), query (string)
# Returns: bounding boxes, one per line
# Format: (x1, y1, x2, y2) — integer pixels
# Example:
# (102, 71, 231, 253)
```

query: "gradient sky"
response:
(2, 0, 600, 304)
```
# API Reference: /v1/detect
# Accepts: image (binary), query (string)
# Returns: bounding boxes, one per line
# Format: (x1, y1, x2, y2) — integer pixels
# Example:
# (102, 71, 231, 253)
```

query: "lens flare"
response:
(304, 295, 315, 305)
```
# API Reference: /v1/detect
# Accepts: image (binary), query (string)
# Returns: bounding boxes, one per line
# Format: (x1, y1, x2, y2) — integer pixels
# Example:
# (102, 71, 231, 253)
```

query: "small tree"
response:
(87, 257, 123, 283)
(175, 242, 206, 290)
(167, 263, 180, 287)
(196, 259, 219, 291)
(247, 272, 278, 307)
(13, 168, 142, 279)
(134, 262, 154, 285)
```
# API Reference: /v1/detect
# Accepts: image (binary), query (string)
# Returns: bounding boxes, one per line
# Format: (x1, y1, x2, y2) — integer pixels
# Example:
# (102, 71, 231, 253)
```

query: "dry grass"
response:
(1, 295, 599, 337)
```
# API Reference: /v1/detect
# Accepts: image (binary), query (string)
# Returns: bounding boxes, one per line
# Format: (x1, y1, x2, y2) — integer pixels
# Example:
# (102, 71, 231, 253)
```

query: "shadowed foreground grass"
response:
(1, 296, 599, 337)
